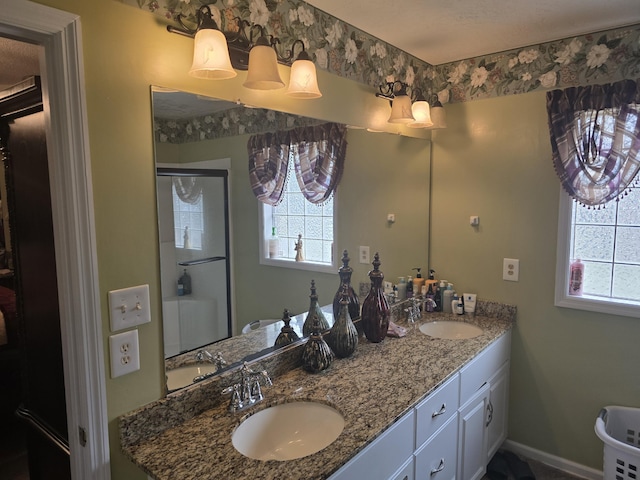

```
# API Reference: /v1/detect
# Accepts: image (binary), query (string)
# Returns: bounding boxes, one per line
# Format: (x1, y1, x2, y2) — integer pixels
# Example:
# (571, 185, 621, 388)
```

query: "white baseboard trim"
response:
(503, 439, 603, 480)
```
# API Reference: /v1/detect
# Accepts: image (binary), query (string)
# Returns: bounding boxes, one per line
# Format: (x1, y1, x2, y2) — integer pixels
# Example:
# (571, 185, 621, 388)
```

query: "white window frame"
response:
(258, 193, 337, 275)
(555, 188, 640, 318)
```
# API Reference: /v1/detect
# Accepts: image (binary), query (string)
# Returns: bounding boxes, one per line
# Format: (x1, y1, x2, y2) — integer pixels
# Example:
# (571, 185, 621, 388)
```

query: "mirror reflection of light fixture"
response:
(376, 82, 446, 129)
(408, 90, 433, 129)
(167, 5, 321, 97)
(429, 97, 447, 129)
(377, 81, 414, 123)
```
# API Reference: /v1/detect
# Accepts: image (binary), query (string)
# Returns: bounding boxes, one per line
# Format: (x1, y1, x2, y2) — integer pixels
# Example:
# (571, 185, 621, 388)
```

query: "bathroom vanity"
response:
(120, 300, 515, 480)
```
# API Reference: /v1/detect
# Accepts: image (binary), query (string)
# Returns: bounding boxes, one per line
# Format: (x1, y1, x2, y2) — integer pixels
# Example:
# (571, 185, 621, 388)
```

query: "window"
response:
(555, 186, 640, 318)
(173, 181, 204, 250)
(259, 157, 336, 273)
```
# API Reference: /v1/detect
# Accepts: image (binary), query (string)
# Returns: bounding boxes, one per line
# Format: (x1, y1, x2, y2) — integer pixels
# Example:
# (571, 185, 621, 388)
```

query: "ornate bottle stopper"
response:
(332, 249, 360, 321)
(302, 279, 330, 336)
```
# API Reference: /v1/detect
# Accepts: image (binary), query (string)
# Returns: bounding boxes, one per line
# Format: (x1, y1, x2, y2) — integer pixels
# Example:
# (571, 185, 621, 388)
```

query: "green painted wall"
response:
(430, 92, 640, 468)
(156, 130, 430, 332)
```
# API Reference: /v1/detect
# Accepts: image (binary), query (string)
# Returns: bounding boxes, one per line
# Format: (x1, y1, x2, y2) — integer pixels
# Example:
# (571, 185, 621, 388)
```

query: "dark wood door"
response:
(0, 77, 70, 479)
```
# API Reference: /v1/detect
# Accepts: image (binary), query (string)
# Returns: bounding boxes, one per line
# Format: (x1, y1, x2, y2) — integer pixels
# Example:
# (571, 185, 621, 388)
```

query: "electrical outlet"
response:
(503, 258, 520, 282)
(359, 246, 370, 264)
(108, 284, 151, 332)
(109, 330, 140, 378)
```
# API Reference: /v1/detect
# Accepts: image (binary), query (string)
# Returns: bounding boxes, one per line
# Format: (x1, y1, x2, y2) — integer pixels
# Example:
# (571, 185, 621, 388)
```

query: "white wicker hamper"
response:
(595, 406, 640, 480)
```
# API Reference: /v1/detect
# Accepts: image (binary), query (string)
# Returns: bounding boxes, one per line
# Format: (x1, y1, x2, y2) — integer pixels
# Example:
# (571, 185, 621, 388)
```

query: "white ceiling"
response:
(306, 0, 640, 65)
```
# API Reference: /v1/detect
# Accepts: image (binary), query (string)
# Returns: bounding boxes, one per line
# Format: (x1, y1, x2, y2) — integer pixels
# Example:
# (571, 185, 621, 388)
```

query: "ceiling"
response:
(306, 0, 640, 65)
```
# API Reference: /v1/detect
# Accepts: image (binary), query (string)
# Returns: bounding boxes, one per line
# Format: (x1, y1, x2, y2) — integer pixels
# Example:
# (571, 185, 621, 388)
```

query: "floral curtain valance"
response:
(547, 79, 640, 207)
(248, 123, 348, 206)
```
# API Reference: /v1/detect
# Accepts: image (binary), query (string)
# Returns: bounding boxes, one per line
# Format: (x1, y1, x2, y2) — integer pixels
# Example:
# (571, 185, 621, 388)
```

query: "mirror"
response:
(152, 87, 431, 392)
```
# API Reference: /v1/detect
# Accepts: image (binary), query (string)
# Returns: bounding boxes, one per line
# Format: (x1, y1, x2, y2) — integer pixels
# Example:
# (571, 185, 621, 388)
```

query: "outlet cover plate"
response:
(503, 258, 520, 282)
(108, 284, 151, 332)
(109, 329, 140, 378)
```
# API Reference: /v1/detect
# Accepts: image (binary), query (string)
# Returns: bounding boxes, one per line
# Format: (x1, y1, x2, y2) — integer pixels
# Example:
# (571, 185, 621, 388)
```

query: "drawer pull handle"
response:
(430, 458, 445, 476)
(432, 403, 446, 418)
(486, 400, 494, 427)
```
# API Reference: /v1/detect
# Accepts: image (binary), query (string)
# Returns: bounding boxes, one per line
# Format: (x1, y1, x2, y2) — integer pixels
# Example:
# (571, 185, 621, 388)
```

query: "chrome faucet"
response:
(195, 349, 227, 369)
(222, 362, 272, 413)
(404, 296, 423, 323)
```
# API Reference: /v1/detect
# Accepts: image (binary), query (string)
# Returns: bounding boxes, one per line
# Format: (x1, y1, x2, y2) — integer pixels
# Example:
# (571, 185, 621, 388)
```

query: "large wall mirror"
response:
(152, 86, 431, 392)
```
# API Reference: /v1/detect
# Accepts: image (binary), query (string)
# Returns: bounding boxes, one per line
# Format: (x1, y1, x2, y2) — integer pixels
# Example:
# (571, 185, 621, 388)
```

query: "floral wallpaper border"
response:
(123, 0, 640, 106)
(154, 105, 324, 143)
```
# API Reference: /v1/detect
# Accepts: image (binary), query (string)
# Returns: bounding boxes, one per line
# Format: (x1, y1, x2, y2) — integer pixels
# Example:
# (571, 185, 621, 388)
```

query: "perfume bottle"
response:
(303, 280, 330, 336)
(361, 253, 390, 343)
(332, 250, 360, 320)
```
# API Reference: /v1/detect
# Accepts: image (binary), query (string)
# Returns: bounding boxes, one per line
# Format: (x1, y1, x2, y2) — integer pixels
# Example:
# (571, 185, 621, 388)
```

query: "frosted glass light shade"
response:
(408, 100, 433, 128)
(189, 29, 237, 79)
(430, 102, 447, 129)
(388, 95, 414, 123)
(286, 59, 322, 98)
(243, 44, 285, 90)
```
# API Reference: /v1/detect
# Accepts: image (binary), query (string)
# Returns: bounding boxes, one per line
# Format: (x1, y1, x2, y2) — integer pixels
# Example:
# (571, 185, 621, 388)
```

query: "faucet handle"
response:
(213, 352, 227, 369)
(222, 383, 243, 412)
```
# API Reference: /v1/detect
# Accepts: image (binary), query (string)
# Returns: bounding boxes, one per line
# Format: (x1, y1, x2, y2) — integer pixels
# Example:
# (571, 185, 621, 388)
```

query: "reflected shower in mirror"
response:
(156, 169, 232, 359)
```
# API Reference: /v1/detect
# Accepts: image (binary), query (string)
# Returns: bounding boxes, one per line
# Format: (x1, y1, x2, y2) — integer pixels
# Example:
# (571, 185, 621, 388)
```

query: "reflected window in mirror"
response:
(259, 157, 336, 273)
(172, 177, 204, 250)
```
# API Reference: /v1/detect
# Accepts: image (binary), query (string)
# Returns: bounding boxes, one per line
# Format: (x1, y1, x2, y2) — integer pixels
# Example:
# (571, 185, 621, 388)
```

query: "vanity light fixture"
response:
(377, 81, 414, 123)
(408, 90, 433, 129)
(167, 5, 322, 97)
(429, 96, 447, 129)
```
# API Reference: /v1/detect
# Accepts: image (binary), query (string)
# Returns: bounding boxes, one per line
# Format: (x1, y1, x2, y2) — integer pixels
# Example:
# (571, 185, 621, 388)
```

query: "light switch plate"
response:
(359, 246, 370, 264)
(503, 258, 520, 281)
(108, 284, 151, 332)
(109, 329, 140, 378)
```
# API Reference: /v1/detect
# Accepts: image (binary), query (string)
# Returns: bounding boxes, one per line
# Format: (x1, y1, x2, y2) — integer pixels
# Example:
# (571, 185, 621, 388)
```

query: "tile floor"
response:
(483, 452, 588, 480)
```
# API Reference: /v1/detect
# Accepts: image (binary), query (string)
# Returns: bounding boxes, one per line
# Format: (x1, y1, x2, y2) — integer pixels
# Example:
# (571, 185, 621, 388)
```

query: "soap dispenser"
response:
(412, 268, 425, 296)
(302, 280, 330, 336)
(179, 269, 192, 295)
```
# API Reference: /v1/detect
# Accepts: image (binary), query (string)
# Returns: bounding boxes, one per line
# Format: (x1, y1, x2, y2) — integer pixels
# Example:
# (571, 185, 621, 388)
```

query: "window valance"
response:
(248, 123, 348, 206)
(547, 79, 640, 207)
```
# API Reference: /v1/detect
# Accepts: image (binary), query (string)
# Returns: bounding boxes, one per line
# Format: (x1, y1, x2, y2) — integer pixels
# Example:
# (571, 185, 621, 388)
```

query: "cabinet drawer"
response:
(459, 331, 511, 405)
(415, 373, 459, 447)
(391, 456, 414, 480)
(414, 413, 457, 480)
(330, 410, 415, 480)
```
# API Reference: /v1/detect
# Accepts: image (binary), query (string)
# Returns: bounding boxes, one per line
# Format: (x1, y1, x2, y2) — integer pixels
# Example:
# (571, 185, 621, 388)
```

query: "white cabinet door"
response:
(457, 383, 490, 480)
(486, 361, 509, 461)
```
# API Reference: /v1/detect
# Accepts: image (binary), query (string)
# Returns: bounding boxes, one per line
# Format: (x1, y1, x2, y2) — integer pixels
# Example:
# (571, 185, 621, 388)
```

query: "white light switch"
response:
(108, 284, 151, 332)
(109, 329, 140, 378)
(503, 258, 520, 282)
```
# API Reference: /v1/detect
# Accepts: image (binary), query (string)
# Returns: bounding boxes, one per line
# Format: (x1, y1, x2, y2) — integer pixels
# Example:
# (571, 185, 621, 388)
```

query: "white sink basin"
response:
(419, 321, 483, 340)
(166, 364, 218, 391)
(232, 402, 344, 461)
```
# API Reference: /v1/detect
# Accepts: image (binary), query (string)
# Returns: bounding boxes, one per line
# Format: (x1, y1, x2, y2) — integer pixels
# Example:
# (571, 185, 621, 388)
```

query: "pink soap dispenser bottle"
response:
(569, 259, 584, 296)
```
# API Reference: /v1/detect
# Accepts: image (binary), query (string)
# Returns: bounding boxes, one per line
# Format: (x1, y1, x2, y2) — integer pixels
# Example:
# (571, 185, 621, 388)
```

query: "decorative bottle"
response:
(179, 269, 192, 295)
(302, 314, 334, 373)
(361, 253, 390, 343)
(332, 250, 360, 320)
(274, 309, 300, 348)
(302, 280, 330, 336)
(329, 284, 358, 358)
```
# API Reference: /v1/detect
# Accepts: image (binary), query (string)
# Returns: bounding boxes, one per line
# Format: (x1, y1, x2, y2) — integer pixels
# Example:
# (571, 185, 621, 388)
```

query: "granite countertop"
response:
(121, 302, 515, 480)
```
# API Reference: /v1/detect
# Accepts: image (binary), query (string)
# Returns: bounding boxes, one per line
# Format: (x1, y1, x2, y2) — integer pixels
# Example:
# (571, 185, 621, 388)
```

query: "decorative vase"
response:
(274, 309, 300, 348)
(302, 280, 330, 336)
(302, 314, 334, 373)
(361, 252, 390, 343)
(332, 250, 360, 321)
(329, 284, 358, 358)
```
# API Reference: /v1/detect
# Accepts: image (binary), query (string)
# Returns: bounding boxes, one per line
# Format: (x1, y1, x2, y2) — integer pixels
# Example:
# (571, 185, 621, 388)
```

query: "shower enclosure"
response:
(156, 168, 232, 358)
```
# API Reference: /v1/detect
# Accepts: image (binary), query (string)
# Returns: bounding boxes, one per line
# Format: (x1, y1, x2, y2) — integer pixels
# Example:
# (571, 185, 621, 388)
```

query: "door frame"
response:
(1, 1, 110, 479)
